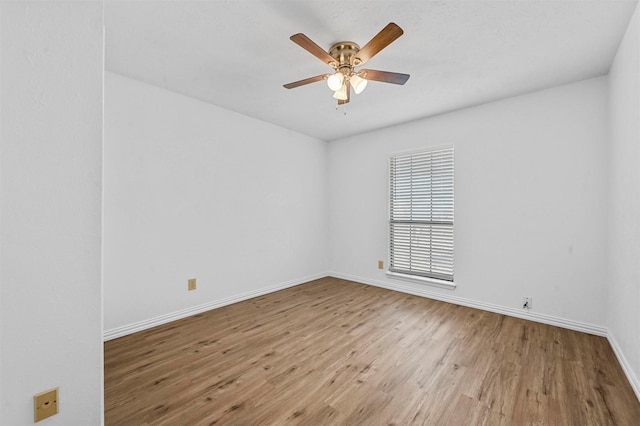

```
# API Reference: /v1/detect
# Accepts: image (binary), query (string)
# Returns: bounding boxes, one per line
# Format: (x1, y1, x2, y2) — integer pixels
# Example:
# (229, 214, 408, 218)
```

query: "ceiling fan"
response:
(283, 22, 410, 106)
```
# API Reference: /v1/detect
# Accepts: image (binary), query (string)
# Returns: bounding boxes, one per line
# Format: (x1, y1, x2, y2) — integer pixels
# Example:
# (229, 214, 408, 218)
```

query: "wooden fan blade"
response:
(338, 83, 350, 105)
(290, 33, 337, 67)
(360, 69, 410, 85)
(283, 74, 328, 89)
(353, 23, 404, 66)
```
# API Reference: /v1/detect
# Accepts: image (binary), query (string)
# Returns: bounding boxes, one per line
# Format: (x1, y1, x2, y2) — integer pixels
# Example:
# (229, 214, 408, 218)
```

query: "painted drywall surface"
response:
(104, 72, 328, 331)
(328, 77, 608, 327)
(0, 2, 103, 425)
(608, 3, 640, 395)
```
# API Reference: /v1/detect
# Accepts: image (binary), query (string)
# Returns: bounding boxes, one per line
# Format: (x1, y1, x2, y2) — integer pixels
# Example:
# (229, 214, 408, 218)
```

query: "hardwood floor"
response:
(104, 277, 640, 425)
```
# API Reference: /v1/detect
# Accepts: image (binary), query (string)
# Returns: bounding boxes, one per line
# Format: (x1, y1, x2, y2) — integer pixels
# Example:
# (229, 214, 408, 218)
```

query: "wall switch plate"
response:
(34, 387, 58, 422)
(188, 278, 196, 291)
(378, 260, 384, 269)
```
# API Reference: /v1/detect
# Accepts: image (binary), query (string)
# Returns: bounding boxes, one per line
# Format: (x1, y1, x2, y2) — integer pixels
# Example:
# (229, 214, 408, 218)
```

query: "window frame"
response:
(386, 146, 455, 289)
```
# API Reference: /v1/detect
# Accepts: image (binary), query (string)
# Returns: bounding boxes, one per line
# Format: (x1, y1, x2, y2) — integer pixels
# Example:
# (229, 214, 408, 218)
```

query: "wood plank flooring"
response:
(104, 277, 640, 425)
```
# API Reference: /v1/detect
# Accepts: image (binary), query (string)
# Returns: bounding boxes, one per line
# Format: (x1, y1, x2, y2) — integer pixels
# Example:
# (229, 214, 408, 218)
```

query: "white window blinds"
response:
(389, 147, 454, 282)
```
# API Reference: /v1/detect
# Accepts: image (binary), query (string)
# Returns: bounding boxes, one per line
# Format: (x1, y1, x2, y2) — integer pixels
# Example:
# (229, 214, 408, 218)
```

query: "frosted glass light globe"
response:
(350, 74, 368, 94)
(327, 73, 344, 91)
(332, 84, 348, 100)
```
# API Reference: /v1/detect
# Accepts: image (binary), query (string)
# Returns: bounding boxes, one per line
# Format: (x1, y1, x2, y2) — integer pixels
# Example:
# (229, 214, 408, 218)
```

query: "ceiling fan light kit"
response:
(283, 23, 410, 106)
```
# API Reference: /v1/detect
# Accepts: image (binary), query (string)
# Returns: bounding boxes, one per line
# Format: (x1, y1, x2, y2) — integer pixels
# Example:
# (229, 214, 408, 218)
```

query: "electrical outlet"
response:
(34, 387, 58, 422)
(188, 278, 196, 291)
(378, 260, 384, 269)
(522, 297, 532, 310)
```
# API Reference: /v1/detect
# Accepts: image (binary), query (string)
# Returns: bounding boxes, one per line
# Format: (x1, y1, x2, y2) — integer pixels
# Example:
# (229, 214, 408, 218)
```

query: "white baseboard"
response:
(103, 272, 329, 341)
(328, 271, 608, 337)
(607, 331, 640, 401)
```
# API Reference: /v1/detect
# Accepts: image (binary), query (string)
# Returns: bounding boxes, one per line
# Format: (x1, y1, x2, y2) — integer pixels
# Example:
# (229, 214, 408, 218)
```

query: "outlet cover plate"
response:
(188, 278, 196, 291)
(34, 387, 58, 422)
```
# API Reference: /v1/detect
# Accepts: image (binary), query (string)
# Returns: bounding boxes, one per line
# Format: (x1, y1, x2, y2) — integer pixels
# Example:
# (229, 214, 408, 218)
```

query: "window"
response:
(389, 147, 454, 284)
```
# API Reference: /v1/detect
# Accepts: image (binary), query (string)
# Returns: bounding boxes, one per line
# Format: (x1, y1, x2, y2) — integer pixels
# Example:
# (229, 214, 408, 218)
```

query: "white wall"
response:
(103, 72, 328, 334)
(608, 3, 640, 397)
(0, 2, 104, 425)
(328, 77, 609, 329)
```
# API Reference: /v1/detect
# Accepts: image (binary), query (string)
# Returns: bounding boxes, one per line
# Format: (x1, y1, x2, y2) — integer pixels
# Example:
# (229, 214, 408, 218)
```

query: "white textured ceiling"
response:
(105, 1, 637, 141)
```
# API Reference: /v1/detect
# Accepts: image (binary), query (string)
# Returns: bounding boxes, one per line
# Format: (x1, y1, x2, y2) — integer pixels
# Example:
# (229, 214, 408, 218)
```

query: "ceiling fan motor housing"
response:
(329, 41, 360, 77)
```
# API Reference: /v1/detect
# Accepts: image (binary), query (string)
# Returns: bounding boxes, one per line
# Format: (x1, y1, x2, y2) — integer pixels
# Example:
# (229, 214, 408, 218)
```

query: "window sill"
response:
(385, 271, 456, 290)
